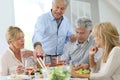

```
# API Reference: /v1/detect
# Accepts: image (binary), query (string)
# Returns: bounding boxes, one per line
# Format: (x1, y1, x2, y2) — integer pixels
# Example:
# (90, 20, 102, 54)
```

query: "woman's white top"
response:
(0, 49, 24, 76)
(90, 46, 120, 80)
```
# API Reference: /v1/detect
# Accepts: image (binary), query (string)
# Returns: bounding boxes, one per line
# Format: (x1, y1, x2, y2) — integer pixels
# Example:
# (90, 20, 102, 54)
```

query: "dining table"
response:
(0, 59, 89, 80)
(0, 75, 88, 80)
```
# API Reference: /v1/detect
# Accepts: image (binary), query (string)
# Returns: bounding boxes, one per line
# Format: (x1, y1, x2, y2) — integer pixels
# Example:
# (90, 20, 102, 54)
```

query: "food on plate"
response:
(75, 69, 90, 74)
(10, 75, 21, 78)
(8, 75, 30, 79)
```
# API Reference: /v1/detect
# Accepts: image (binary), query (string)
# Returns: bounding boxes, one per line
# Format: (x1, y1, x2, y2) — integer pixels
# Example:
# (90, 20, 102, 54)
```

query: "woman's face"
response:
(93, 34, 103, 48)
(11, 32, 24, 50)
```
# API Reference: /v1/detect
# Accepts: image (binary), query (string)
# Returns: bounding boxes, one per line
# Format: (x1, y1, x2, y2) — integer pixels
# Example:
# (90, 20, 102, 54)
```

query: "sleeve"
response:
(90, 57, 101, 73)
(32, 16, 46, 44)
(90, 47, 120, 80)
(65, 20, 74, 43)
(94, 48, 102, 62)
(62, 42, 71, 64)
(0, 55, 8, 76)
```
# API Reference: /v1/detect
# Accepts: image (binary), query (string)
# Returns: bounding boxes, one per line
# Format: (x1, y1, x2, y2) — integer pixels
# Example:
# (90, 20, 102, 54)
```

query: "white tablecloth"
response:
(0, 76, 88, 80)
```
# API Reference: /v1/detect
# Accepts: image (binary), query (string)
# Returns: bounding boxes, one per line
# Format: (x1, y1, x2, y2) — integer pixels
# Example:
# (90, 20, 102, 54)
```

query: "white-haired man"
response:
(63, 17, 101, 67)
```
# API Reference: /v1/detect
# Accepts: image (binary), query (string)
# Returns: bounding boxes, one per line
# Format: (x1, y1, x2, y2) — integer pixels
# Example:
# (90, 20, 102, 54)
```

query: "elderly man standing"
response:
(63, 17, 100, 66)
(32, 0, 74, 57)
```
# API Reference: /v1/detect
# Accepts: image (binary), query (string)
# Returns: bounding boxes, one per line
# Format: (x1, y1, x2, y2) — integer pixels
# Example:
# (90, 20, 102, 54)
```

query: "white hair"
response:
(75, 17, 93, 31)
(52, 0, 69, 6)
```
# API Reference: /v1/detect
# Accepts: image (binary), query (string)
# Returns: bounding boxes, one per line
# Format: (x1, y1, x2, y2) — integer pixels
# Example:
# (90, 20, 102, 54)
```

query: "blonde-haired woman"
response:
(71, 22, 120, 80)
(0, 26, 34, 76)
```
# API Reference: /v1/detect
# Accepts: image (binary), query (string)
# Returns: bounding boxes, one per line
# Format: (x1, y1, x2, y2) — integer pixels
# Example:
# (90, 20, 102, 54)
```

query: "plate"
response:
(7, 75, 31, 80)
(70, 78, 88, 80)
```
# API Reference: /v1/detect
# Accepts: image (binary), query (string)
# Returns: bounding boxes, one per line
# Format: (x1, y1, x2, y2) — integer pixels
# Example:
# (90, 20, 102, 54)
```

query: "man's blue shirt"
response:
(32, 11, 73, 55)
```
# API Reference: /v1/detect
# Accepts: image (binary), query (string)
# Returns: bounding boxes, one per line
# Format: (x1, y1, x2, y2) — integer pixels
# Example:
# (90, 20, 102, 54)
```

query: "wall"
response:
(0, 0, 15, 55)
(88, 0, 100, 25)
(65, 0, 100, 25)
(98, 0, 120, 32)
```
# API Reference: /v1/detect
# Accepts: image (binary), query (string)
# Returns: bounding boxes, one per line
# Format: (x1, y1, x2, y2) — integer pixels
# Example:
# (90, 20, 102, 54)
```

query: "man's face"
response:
(75, 27, 91, 43)
(52, 0, 67, 19)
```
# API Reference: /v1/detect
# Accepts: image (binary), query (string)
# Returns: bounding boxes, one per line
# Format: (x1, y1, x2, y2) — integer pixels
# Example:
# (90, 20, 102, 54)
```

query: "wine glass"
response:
(26, 67, 34, 76)
(57, 55, 66, 66)
(25, 58, 34, 77)
(36, 52, 43, 60)
(44, 56, 51, 68)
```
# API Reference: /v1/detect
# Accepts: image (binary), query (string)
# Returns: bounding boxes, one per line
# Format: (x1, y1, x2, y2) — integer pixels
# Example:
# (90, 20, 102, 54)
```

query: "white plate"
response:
(7, 75, 31, 80)
(32, 78, 88, 80)
(70, 78, 88, 80)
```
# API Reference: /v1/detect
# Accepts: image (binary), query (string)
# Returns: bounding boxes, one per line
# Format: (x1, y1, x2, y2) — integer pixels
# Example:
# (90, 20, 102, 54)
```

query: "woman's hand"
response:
(89, 46, 98, 68)
(89, 46, 98, 56)
(16, 65, 25, 75)
(71, 68, 78, 78)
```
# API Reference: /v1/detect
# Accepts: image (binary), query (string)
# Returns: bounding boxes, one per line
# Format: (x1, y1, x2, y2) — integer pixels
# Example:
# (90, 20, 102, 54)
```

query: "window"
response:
(70, 0, 91, 28)
(14, 0, 52, 50)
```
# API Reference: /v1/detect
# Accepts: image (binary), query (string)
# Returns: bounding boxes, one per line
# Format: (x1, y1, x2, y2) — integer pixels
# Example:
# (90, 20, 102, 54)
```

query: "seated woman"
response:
(0, 26, 35, 76)
(71, 22, 120, 80)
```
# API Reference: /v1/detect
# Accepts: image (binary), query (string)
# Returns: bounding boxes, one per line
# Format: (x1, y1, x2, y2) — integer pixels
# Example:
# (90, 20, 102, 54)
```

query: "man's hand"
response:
(70, 34, 76, 43)
(73, 64, 89, 70)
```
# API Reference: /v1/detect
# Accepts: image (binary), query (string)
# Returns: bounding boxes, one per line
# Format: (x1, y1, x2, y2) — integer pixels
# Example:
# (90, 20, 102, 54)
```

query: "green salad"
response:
(48, 66, 70, 80)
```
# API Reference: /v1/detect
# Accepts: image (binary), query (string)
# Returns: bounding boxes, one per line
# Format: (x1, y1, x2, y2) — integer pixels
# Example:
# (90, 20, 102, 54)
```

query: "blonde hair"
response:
(6, 26, 23, 43)
(92, 22, 120, 62)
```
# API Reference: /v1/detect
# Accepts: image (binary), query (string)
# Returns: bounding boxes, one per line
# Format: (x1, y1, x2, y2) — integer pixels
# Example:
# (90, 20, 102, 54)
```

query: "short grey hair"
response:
(52, 0, 69, 6)
(75, 17, 92, 31)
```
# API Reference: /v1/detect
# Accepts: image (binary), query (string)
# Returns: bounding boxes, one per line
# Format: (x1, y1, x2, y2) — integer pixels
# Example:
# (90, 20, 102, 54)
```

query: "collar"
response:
(8, 48, 23, 64)
(8, 48, 15, 56)
(75, 33, 93, 45)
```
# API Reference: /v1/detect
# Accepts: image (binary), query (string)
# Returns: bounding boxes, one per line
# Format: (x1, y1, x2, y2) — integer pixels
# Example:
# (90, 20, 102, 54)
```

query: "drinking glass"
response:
(56, 55, 66, 66)
(59, 55, 66, 64)
(44, 56, 51, 68)
(42, 68, 49, 79)
(25, 58, 34, 77)
(51, 56, 58, 66)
